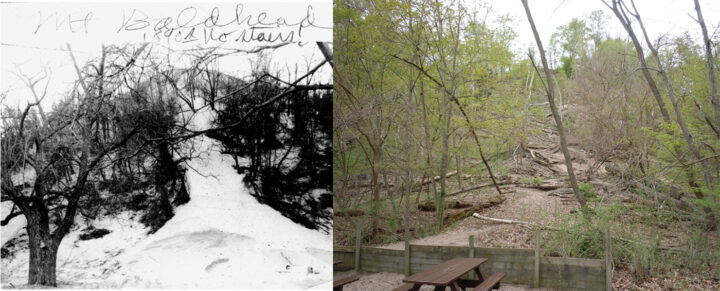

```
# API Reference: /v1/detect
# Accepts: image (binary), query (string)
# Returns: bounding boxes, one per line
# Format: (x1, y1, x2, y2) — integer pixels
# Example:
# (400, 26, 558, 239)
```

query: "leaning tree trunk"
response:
(624, 0, 716, 229)
(521, 0, 589, 216)
(604, 0, 715, 228)
(694, 0, 720, 139)
(25, 212, 59, 286)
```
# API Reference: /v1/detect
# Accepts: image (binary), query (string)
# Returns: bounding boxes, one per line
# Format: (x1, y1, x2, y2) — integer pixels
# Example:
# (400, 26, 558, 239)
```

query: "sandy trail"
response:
(381, 186, 577, 250)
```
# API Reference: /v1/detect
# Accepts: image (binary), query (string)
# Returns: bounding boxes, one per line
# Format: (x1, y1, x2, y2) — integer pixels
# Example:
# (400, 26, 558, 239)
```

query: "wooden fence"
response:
(334, 233, 610, 290)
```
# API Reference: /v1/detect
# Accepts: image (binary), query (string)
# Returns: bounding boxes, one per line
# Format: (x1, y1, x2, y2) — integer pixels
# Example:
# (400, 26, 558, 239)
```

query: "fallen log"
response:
(418, 200, 478, 212)
(446, 180, 515, 197)
(529, 184, 566, 191)
(345, 182, 395, 189)
(526, 143, 552, 150)
(445, 197, 506, 224)
(417, 201, 436, 212)
(548, 188, 574, 197)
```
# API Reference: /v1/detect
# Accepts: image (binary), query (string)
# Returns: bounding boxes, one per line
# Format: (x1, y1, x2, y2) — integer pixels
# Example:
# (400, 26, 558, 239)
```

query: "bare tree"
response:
(0, 44, 154, 286)
(1, 99, 138, 285)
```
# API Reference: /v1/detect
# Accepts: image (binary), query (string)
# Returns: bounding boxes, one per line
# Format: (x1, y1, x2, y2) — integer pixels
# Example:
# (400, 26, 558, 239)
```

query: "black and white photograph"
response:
(1, 1, 333, 289)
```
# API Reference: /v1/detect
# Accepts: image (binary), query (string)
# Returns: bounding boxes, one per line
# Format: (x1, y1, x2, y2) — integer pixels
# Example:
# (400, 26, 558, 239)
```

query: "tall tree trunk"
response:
(415, 172, 427, 204)
(404, 26, 418, 255)
(419, 78, 436, 205)
(455, 136, 463, 190)
(25, 212, 59, 286)
(521, 0, 589, 216)
(437, 89, 451, 231)
(369, 147, 382, 233)
(694, 0, 720, 234)
(371, 149, 382, 203)
(385, 173, 398, 214)
(694, 0, 720, 139)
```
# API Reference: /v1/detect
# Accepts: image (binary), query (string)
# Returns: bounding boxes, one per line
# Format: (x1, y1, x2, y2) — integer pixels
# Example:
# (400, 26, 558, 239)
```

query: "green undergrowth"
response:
(343, 200, 466, 246)
(540, 198, 720, 283)
(338, 187, 477, 246)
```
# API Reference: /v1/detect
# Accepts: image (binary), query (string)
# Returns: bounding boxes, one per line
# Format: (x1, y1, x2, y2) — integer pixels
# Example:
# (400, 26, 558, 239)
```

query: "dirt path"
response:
(380, 186, 577, 250)
(376, 110, 606, 250)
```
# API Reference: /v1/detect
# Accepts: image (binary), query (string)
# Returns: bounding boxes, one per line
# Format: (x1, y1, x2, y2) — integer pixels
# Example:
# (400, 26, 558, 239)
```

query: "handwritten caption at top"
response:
(34, 3, 327, 44)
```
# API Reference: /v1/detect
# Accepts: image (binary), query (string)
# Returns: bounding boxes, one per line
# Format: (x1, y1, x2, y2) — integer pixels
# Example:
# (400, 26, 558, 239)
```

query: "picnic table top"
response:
(334, 260, 343, 265)
(403, 257, 487, 286)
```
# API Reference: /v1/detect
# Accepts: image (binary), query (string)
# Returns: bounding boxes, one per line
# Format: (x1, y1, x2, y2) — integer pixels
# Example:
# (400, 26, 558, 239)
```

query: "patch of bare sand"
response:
(335, 271, 552, 291)
(380, 187, 578, 250)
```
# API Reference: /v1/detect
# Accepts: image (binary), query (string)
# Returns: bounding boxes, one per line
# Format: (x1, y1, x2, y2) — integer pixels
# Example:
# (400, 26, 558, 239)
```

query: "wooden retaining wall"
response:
(334, 244, 606, 291)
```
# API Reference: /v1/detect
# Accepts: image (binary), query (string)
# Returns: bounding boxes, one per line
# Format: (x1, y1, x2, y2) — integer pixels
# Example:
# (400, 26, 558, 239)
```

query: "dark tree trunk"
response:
(25, 211, 59, 286)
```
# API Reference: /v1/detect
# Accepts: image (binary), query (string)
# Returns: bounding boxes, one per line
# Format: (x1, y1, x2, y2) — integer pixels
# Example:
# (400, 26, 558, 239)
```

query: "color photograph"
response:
(332, 0, 720, 290)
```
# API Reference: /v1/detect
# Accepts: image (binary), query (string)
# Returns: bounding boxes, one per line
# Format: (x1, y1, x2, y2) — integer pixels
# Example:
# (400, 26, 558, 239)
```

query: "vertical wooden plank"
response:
(468, 235, 475, 258)
(355, 227, 361, 271)
(468, 235, 475, 280)
(404, 235, 411, 276)
(534, 229, 540, 288)
(605, 227, 612, 291)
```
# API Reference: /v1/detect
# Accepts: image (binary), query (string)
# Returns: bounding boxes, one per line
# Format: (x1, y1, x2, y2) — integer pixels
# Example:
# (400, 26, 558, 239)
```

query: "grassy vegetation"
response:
(541, 197, 720, 284)
(335, 178, 502, 245)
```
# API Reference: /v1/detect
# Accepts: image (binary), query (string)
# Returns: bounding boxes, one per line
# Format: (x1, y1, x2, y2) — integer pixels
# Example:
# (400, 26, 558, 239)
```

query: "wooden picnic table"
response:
(401, 257, 492, 291)
(334, 260, 343, 266)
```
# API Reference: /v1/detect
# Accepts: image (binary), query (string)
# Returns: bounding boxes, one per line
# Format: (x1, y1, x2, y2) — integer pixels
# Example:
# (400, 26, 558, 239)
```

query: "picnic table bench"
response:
(333, 274, 359, 291)
(393, 257, 504, 291)
(333, 260, 359, 291)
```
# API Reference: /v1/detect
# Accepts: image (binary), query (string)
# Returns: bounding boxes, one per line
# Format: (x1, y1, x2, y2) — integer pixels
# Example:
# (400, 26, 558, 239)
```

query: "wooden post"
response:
(534, 228, 540, 288)
(469, 235, 476, 280)
(468, 235, 475, 258)
(404, 237, 411, 276)
(355, 226, 361, 271)
(605, 227, 612, 291)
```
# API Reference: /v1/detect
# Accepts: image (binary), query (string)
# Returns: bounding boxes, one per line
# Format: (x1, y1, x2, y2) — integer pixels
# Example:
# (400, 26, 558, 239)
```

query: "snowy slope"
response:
(1, 107, 332, 289)
(0, 203, 25, 247)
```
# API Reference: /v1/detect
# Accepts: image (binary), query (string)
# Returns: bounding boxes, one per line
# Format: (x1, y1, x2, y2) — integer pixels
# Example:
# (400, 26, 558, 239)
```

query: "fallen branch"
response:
(1, 204, 23, 226)
(419, 161, 485, 187)
(528, 149, 557, 169)
(423, 170, 458, 185)
(473, 213, 558, 230)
